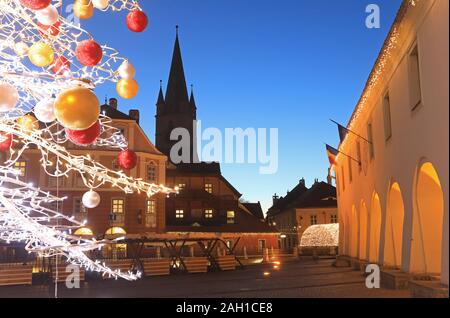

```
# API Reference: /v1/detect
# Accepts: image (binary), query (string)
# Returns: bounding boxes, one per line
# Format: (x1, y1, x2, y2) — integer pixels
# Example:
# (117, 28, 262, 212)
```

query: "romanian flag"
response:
(325, 144, 339, 166)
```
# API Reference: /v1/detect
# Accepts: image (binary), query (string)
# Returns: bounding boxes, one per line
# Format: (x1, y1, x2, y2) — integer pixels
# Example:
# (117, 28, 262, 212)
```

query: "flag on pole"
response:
(337, 123, 349, 144)
(325, 144, 339, 166)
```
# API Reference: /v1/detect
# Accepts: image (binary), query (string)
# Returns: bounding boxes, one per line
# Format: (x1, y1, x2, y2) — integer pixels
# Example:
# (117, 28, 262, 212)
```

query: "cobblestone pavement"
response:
(0, 259, 411, 298)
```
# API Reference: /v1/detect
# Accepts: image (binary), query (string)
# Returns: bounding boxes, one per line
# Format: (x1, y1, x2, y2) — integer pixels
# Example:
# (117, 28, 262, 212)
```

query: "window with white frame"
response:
(204, 209, 213, 219)
(145, 200, 156, 228)
(146, 164, 157, 182)
(112, 199, 124, 214)
(310, 215, 317, 225)
(175, 209, 184, 219)
(408, 44, 422, 110)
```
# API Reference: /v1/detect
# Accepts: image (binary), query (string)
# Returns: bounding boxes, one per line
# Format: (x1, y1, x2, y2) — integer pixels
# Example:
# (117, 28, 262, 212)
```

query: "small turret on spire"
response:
(156, 80, 165, 105)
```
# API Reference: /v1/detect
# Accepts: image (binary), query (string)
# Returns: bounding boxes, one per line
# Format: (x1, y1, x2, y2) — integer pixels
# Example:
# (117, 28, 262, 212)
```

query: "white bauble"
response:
(14, 41, 29, 57)
(92, 0, 109, 10)
(35, 5, 58, 25)
(34, 98, 55, 123)
(82, 190, 101, 209)
(0, 82, 19, 112)
(117, 61, 136, 80)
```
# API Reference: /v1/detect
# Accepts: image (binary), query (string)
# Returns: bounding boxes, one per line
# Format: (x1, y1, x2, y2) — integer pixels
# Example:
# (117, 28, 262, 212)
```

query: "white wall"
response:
(336, 0, 449, 286)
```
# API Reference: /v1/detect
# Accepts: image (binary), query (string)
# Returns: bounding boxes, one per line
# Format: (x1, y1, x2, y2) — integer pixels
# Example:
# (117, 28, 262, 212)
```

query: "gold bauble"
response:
(73, 0, 94, 20)
(28, 41, 54, 67)
(17, 115, 39, 132)
(54, 86, 100, 130)
(116, 79, 139, 99)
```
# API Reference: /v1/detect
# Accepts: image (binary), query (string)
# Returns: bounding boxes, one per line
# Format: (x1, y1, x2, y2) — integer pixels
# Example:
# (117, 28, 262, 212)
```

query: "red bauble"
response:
(117, 149, 137, 170)
(66, 121, 101, 146)
(126, 10, 148, 33)
(38, 21, 61, 36)
(0, 132, 13, 152)
(75, 40, 103, 66)
(19, 0, 51, 10)
(51, 56, 70, 75)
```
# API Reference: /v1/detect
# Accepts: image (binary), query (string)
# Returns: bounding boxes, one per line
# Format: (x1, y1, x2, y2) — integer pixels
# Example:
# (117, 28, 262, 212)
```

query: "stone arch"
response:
(383, 181, 405, 268)
(350, 205, 359, 258)
(369, 192, 382, 263)
(410, 161, 444, 275)
(359, 200, 368, 260)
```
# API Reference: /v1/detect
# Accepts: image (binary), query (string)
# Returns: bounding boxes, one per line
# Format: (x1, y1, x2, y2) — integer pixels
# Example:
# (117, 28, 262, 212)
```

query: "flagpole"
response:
(324, 143, 361, 165)
(330, 119, 372, 144)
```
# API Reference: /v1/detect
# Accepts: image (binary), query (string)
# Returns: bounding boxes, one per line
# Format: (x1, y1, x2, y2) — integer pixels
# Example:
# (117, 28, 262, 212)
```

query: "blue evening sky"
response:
(82, 0, 402, 213)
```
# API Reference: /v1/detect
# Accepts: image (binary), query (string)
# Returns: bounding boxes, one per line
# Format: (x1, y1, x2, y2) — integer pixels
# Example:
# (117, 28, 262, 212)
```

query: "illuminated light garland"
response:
(337, 0, 420, 159)
(0, 0, 177, 281)
(299, 223, 339, 247)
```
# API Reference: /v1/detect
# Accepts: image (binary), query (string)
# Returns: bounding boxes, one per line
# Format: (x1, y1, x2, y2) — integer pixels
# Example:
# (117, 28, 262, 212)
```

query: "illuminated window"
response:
(408, 44, 422, 110)
(105, 227, 126, 235)
(383, 92, 392, 141)
(147, 164, 157, 182)
(178, 183, 186, 191)
(331, 214, 338, 223)
(204, 209, 213, 219)
(74, 198, 87, 214)
(14, 160, 27, 179)
(204, 183, 213, 194)
(310, 215, 317, 225)
(145, 200, 156, 228)
(112, 199, 124, 214)
(74, 227, 93, 236)
(175, 210, 184, 219)
(367, 122, 375, 159)
(227, 211, 235, 224)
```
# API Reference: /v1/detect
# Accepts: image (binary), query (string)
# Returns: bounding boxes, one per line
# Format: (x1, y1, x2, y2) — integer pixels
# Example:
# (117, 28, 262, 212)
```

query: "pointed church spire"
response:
(165, 25, 189, 108)
(157, 80, 165, 105)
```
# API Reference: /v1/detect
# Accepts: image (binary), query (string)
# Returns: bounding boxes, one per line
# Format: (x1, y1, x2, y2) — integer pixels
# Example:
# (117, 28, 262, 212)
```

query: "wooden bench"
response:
(183, 257, 208, 273)
(51, 263, 85, 283)
(141, 258, 170, 277)
(217, 255, 236, 271)
(0, 263, 33, 286)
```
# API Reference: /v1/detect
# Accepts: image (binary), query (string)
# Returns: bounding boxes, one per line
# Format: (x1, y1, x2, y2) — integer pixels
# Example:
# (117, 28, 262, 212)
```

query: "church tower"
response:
(155, 27, 197, 163)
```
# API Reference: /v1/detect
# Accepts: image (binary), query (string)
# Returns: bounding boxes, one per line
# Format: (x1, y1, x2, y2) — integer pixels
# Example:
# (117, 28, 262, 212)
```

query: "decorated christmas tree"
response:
(0, 0, 176, 280)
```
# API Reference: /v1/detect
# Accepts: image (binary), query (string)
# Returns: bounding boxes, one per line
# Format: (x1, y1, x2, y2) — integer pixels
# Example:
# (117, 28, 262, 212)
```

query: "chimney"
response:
(327, 167, 333, 185)
(129, 109, 140, 124)
(109, 98, 118, 109)
(314, 178, 319, 184)
(299, 178, 305, 186)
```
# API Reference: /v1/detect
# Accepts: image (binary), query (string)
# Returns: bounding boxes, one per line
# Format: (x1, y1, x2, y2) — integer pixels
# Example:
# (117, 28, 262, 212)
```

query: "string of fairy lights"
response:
(0, 0, 177, 281)
(337, 0, 419, 159)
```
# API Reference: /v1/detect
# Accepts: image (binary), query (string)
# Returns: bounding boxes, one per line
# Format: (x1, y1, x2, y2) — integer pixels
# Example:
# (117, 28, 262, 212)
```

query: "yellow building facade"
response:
(335, 0, 448, 287)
